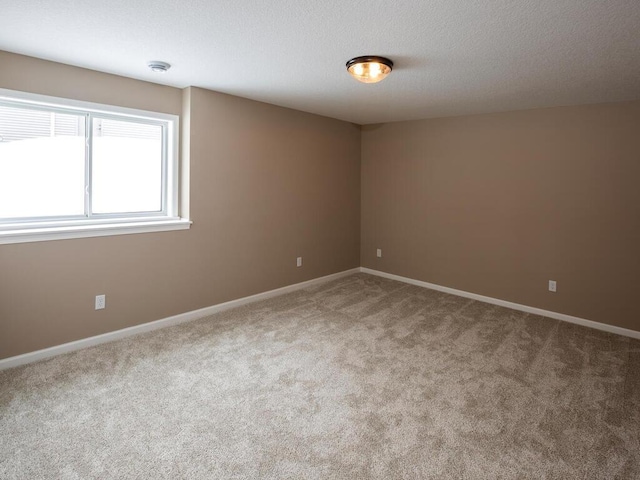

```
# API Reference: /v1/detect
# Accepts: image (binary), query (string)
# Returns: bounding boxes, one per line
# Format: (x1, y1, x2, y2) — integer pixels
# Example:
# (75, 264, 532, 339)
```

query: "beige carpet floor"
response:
(1, 273, 639, 479)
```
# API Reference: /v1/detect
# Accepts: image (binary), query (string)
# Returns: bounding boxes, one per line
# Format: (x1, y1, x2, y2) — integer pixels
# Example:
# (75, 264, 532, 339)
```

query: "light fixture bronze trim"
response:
(346, 56, 393, 83)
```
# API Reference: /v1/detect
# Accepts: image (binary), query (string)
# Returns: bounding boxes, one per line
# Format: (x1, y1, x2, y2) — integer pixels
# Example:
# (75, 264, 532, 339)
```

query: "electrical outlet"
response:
(95, 294, 106, 310)
(377, 248, 382, 258)
(296, 257, 303, 267)
(548, 280, 557, 293)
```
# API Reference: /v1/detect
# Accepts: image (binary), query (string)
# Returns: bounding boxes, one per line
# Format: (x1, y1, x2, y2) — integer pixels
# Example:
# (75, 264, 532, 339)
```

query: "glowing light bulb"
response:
(346, 56, 393, 83)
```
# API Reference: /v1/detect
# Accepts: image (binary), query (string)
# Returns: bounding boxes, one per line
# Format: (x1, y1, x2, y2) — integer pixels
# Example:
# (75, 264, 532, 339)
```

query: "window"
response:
(0, 89, 189, 244)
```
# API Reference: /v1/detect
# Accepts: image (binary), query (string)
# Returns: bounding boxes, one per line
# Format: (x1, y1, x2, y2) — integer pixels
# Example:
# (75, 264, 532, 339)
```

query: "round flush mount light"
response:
(346, 56, 393, 83)
(148, 61, 171, 73)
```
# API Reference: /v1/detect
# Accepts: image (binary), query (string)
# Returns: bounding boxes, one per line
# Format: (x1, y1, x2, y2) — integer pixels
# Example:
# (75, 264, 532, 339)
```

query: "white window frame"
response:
(0, 88, 190, 244)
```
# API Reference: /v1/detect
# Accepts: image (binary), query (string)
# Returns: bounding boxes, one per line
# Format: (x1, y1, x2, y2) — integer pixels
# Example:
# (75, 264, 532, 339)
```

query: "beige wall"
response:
(0, 51, 182, 114)
(0, 52, 361, 359)
(2, 49, 638, 360)
(361, 101, 640, 331)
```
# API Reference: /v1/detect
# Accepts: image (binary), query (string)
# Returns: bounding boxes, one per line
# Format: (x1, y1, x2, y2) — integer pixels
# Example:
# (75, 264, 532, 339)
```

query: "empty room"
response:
(1, 1, 639, 478)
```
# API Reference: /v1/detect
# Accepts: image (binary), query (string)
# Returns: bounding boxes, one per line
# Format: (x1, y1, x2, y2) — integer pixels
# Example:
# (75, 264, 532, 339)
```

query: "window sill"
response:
(0, 218, 192, 245)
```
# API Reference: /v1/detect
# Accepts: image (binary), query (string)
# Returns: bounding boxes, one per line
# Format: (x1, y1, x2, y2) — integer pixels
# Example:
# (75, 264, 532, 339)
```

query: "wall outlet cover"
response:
(95, 294, 106, 310)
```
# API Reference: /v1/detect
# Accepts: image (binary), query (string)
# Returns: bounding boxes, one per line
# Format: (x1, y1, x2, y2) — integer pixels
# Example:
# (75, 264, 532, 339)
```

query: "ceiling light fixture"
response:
(346, 56, 393, 84)
(147, 61, 171, 73)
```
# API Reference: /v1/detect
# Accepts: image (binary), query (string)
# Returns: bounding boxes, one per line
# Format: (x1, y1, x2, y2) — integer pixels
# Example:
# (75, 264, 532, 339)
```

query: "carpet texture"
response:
(1, 273, 639, 479)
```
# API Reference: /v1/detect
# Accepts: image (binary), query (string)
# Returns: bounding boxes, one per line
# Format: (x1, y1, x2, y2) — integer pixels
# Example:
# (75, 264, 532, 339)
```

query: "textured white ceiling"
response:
(1, 0, 639, 124)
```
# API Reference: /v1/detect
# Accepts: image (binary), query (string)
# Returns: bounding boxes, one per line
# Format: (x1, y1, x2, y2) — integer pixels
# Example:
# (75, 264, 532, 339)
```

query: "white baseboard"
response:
(0, 268, 360, 371)
(4, 266, 636, 371)
(360, 267, 640, 340)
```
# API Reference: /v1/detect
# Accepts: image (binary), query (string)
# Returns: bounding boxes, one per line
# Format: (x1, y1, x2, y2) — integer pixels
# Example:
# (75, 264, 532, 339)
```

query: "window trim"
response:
(0, 88, 190, 244)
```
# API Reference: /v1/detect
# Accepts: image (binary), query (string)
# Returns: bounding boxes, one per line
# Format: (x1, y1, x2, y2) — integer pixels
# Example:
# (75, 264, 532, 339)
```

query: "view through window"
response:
(0, 91, 184, 244)
(0, 102, 166, 220)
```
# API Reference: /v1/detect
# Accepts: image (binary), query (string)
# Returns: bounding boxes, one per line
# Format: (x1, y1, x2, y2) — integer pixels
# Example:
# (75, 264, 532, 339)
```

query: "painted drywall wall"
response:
(0, 52, 361, 359)
(2, 49, 638, 360)
(361, 101, 640, 331)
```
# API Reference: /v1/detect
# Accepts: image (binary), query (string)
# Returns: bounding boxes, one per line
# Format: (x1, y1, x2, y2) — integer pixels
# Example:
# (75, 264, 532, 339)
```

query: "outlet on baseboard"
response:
(548, 280, 557, 293)
(95, 294, 106, 310)
(376, 248, 382, 258)
(296, 257, 303, 267)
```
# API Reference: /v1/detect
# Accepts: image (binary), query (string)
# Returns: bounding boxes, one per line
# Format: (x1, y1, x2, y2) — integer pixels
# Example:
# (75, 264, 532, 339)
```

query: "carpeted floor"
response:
(1, 273, 639, 479)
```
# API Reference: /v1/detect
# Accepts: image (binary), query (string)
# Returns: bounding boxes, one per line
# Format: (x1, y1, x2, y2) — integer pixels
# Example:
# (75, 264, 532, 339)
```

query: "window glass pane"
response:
(91, 118, 163, 214)
(0, 105, 85, 219)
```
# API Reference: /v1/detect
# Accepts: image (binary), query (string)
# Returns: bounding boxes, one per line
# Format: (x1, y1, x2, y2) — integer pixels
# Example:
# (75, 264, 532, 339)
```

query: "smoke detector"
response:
(147, 61, 171, 73)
